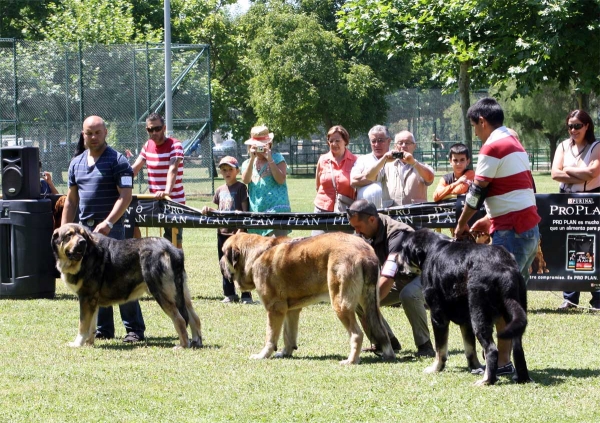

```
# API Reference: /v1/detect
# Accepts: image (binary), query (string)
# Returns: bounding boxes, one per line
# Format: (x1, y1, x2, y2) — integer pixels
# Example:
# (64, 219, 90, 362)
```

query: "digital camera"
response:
(391, 151, 404, 159)
(256, 145, 264, 153)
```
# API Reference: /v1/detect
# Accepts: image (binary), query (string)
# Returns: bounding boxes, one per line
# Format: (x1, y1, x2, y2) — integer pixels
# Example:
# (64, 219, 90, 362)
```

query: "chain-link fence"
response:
(0, 39, 213, 195)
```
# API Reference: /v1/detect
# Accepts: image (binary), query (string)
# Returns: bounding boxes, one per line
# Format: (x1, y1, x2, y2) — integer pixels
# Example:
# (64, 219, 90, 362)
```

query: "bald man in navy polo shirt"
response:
(61, 115, 146, 343)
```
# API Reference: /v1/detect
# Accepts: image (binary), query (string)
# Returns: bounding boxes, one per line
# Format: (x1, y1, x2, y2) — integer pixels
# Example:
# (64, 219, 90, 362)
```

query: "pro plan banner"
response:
(528, 193, 599, 292)
(124, 197, 457, 232)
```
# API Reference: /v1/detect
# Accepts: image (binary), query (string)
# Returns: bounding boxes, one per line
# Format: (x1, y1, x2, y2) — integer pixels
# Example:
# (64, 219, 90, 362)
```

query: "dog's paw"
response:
(68, 341, 84, 348)
(424, 364, 442, 374)
(190, 338, 203, 349)
(473, 377, 496, 386)
(250, 353, 267, 360)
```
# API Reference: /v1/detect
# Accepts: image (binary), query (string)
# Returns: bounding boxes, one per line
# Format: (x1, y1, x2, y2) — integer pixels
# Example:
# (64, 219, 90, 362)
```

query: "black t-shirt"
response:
(213, 181, 249, 235)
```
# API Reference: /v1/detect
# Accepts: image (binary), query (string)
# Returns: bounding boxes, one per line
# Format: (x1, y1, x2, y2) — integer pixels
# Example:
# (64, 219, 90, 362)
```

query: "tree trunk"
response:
(576, 92, 590, 111)
(458, 60, 472, 154)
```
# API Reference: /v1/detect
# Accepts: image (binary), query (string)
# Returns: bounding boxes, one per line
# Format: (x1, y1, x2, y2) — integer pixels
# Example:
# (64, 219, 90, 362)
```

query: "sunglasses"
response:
(567, 123, 584, 130)
(370, 138, 389, 144)
(146, 125, 164, 133)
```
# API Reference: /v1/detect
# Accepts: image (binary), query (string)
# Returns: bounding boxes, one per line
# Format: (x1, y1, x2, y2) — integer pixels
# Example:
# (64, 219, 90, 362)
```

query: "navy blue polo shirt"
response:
(67, 146, 133, 222)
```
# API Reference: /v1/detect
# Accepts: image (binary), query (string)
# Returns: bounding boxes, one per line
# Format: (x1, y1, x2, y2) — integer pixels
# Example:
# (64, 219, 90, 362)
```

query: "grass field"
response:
(1, 172, 598, 422)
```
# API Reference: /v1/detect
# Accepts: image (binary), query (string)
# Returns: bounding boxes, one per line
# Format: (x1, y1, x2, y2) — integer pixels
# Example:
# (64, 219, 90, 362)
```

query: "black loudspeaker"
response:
(1, 146, 40, 200)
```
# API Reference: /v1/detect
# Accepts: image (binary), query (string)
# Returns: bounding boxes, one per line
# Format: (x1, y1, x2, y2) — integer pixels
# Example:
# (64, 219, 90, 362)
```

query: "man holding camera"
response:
(364, 130, 435, 207)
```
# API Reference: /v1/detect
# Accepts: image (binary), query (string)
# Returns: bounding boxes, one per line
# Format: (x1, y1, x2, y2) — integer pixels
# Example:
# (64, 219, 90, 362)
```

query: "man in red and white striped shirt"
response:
(456, 97, 539, 380)
(132, 113, 186, 248)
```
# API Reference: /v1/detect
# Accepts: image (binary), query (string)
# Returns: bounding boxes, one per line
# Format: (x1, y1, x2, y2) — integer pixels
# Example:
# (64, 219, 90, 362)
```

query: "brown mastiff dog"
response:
(220, 232, 394, 364)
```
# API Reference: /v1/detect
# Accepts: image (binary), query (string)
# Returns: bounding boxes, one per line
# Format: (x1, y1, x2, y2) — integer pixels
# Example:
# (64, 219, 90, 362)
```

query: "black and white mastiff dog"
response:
(52, 223, 202, 349)
(395, 229, 531, 385)
(220, 232, 394, 364)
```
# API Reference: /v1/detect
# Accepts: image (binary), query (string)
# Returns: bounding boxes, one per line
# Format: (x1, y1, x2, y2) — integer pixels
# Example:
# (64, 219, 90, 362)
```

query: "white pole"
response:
(164, 0, 173, 137)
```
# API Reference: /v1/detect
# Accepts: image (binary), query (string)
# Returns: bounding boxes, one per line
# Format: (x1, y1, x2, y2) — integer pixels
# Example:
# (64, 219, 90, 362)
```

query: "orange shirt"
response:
(314, 149, 357, 211)
(432, 169, 475, 202)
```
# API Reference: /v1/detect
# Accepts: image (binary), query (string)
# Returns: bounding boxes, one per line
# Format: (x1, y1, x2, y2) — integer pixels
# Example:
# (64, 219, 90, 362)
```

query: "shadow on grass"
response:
(529, 307, 599, 315)
(95, 336, 221, 350)
(52, 293, 78, 301)
(525, 367, 600, 386)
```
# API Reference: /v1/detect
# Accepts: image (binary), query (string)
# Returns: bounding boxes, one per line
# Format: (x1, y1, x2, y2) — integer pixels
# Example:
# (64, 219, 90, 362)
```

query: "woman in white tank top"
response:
(551, 109, 600, 310)
(552, 110, 600, 193)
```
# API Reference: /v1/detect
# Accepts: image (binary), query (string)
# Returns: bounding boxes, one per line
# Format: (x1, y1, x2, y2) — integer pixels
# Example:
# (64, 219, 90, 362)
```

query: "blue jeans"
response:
(563, 290, 600, 306)
(492, 225, 540, 285)
(96, 224, 146, 338)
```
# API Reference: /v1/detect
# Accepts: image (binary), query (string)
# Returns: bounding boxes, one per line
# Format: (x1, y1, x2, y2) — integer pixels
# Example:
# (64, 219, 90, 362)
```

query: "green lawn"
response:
(1, 172, 598, 422)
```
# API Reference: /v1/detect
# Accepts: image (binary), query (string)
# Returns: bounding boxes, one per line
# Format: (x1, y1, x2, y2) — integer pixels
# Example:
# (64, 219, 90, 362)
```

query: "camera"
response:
(40, 171, 46, 178)
(256, 145, 264, 153)
(391, 151, 404, 159)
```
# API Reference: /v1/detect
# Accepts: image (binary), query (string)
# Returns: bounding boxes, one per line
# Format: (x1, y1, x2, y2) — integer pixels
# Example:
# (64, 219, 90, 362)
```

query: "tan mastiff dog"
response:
(220, 232, 394, 364)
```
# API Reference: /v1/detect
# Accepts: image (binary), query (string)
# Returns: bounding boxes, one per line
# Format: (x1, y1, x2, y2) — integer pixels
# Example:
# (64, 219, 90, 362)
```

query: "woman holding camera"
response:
(312, 125, 357, 235)
(241, 125, 291, 237)
(551, 109, 600, 310)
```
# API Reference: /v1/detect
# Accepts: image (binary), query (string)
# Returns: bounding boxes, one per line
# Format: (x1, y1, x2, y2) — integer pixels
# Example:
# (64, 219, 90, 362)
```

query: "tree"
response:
(169, 0, 256, 142)
(490, 0, 600, 111)
(244, 5, 387, 139)
(0, 0, 56, 40)
(339, 0, 599, 153)
(339, 0, 532, 152)
(40, 0, 160, 44)
(495, 83, 577, 160)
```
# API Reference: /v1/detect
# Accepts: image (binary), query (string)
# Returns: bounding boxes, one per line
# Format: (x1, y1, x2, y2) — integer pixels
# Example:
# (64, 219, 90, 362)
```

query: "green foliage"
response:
(0, 0, 55, 39)
(495, 0, 600, 99)
(40, 0, 161, 44)
(170, 0, 256, 142)
(245, 6, 388, 139)
(494, 83, 577, 156)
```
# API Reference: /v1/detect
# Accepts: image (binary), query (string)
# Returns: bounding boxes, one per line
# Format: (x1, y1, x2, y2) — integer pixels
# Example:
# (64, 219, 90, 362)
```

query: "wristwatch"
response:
(104, 220, 114, 229)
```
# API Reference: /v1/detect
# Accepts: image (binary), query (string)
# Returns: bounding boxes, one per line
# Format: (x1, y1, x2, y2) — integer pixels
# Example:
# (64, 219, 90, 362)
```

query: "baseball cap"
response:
(218, 156, 239, 169)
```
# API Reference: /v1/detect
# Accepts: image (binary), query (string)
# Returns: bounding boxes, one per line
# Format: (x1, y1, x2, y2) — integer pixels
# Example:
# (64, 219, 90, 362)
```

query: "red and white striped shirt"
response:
(475, 126, 540, 233)
(140, 137, 186, 204)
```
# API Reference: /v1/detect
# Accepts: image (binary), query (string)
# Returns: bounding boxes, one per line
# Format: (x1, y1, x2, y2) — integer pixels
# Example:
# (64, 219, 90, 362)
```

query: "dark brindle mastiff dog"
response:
(52, 223, 202, 349)
(395, 229, 531, 385)
(220, 232, 394, 364)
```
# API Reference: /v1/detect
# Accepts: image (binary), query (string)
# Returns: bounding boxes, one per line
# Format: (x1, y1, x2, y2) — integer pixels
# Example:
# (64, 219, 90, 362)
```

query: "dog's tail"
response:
(173, 250, 190, 325)
(143, 246, 190, 325)
(497, 276, 528, 339)
(361, 256, 395, 360)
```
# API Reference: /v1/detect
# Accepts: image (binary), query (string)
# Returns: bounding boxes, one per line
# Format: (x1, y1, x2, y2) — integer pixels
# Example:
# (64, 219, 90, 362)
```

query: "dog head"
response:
(395, 229, 448, 274)
(52, 223, 94, 274)
(220, 233, 257, 292)
(220, 232, 290, 292)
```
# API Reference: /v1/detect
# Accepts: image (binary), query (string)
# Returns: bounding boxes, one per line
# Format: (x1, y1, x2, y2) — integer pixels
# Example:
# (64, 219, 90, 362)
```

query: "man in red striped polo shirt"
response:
(132, 113, 186, 248)
(456, 97, 540, 380)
